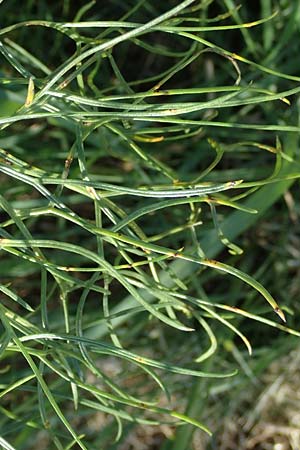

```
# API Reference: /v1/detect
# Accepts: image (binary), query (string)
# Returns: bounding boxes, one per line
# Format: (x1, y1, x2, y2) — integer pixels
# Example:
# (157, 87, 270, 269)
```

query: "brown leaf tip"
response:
(275, 307, 286, 323)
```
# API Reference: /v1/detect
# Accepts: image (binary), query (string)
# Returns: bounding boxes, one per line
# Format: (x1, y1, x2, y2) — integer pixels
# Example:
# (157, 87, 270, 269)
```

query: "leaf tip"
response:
(275, 307, 286, 323)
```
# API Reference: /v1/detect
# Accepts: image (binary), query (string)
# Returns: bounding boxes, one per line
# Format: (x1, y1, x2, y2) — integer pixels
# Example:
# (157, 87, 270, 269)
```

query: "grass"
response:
(0, 1, 300, 449)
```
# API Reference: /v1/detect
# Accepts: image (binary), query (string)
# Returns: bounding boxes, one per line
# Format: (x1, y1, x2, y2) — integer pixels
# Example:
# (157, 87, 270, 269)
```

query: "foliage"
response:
(0, 1, 299, 449)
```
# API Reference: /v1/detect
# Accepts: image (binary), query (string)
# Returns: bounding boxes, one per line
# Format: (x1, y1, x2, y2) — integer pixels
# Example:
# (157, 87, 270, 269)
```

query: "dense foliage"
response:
(0, 1, 299, 449)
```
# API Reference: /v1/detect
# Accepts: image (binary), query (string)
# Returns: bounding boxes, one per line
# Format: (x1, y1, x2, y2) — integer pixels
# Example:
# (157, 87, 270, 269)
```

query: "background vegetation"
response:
(0, 1, 300, 449)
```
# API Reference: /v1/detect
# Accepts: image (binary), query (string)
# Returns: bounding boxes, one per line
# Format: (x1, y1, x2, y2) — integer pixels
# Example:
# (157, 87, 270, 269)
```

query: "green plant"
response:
(0, 1, 299, 449)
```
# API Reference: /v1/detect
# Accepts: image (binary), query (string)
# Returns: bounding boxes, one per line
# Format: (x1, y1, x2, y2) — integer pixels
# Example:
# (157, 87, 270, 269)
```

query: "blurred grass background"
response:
(0, 1, 300, 449)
